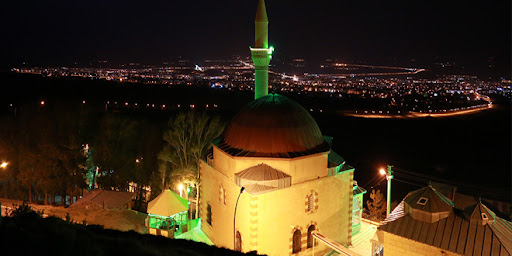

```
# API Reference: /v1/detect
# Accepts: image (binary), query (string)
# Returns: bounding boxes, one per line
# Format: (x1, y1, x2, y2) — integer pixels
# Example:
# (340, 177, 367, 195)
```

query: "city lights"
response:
(0, 0, 509, 254)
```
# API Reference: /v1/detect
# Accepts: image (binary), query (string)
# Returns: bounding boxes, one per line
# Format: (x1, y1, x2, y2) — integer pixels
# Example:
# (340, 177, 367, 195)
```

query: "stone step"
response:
(351, 226, 377, 247)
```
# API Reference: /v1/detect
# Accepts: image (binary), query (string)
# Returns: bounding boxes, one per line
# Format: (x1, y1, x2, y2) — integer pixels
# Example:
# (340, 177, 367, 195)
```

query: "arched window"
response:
(308, 193, 315, 212)
(235, 231, 242, 251)
(307, 225, 316, 248)
(206, 203, 212, 226)
(292, 229, 301, 253)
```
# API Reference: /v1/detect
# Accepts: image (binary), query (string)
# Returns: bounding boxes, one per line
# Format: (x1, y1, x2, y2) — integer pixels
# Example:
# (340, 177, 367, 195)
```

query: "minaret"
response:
(251, 0, 273, 99)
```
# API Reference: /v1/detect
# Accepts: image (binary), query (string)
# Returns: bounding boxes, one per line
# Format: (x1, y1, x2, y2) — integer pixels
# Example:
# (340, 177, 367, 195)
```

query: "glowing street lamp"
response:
(0, 162, 8, 168)
(179, 184, 184, 197)
(233, 187, 245, 251)
(380, 165, 393, 217)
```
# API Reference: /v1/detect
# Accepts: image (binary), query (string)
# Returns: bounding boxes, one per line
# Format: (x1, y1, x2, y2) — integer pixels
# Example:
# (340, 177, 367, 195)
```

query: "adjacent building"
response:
(372, 186, 512, 256)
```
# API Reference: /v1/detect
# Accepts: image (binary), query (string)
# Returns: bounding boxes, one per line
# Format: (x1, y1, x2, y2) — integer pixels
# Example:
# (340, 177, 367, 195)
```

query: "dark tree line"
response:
(0, 101, 92, 204)
(0, 100, 224, 206)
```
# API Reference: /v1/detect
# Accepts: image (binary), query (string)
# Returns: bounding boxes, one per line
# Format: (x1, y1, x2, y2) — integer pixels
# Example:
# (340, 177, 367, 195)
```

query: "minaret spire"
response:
(255, 0, 268, 48)
(251, 0, 273, 99)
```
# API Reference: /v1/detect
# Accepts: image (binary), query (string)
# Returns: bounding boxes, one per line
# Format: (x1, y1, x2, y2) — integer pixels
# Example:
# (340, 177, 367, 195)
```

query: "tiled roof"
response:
(71, 189, 135, 209)
(234, 163, 291, 195)
(378, 195, 512, 256)
(353, 181, 367, 195)
(328, 150, 345, 168)
(244, 183, 277, 195)
(220, 94, 330, 158)
(403, 186, 454, 223)
(235, 163, 290, 181)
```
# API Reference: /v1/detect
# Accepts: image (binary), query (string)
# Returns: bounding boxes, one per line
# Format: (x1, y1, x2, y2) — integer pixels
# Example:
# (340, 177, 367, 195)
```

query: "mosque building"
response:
(199, 0, 363, 255)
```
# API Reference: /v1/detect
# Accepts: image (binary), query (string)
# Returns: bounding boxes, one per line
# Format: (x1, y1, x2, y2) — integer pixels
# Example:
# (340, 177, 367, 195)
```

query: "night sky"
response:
(2, 0, 510, 77)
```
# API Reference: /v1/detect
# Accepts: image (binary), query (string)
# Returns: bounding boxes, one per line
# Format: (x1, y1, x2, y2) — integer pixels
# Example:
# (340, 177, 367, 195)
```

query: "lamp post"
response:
(1, 161, 7, 222)
(179, 184, 184, 197)
(379, 165, 393, 217)
(233, 187, 245, 251)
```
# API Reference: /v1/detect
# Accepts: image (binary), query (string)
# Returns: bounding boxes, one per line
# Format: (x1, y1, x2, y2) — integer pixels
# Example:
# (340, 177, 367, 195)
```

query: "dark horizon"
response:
(2, 0, 511, 78)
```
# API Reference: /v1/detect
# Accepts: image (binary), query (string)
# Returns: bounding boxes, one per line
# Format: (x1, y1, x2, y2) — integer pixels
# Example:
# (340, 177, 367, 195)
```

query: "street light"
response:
(233, 187, 245, 251)
(0, 162, 8, 168)
(179, 184, 184, 197)
(379, 165, 393, 217)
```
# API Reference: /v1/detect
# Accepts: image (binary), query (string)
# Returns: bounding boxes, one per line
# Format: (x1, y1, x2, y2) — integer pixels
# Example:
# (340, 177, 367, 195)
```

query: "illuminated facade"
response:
(199, 1, 357, 255)
(199, 94, 356, 255)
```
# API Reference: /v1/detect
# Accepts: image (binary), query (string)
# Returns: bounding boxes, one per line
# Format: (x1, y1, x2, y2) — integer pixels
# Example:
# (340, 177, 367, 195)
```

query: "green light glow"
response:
(268, 46, 274, 55)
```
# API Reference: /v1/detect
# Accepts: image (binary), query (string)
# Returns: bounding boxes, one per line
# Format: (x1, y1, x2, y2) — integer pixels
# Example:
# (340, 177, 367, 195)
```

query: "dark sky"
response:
(2, 0, 510, 77)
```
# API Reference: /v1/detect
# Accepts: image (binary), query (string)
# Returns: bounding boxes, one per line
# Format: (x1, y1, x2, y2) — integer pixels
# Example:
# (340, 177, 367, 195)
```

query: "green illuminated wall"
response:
(251, 0, 272, 99)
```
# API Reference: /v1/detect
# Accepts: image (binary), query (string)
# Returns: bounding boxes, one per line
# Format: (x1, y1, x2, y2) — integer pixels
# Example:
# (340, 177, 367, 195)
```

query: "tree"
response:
(366, 189, 386, 221)
(91, 113, 161, 195)
(157, 112, 225, 192)
(92, 113, 141, 191)
(0, 101, 90, 204)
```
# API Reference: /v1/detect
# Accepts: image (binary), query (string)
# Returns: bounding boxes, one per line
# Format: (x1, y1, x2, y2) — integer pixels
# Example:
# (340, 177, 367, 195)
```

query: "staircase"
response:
(350, 225, 377, 247)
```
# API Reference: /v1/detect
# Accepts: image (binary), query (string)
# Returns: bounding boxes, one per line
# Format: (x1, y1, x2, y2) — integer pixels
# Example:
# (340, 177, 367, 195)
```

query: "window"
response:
(308, 193, 315, 212)
(417, 197, 428, 205)
(235, 231, 242, 251)
(307, 225, 316, 249)
(206, 203, 212, 226)
(352, 197, 362, 226)
(353, 197, 361, 211)
(305, 191, 318, 213)
(372, 242, 384, 256)
(482, 213, 488, 220)
(292, 229, 301, 253)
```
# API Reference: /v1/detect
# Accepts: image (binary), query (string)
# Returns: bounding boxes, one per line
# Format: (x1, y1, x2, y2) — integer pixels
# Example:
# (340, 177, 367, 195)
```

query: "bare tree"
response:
(157, 112, 225, 191)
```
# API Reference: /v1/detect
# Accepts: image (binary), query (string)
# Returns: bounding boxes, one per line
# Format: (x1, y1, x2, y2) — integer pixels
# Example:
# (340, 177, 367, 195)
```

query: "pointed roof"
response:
(245, 183, 277, 195)
(403, 186, 453, 222)
(378, 187, 512, 256)
(235, 163, 290, 181)
(255, 0, 268, 22)
(234, 163, 292, 195)
(147, 189, 188, 217)
(466, 201, 496, 225)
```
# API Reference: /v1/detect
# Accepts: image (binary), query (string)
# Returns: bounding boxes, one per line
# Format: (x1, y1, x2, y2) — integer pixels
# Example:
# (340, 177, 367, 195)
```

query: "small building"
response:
(146, 189, 189, 238)
(372, 186, 512, 256)
(70, 189, 135, 210)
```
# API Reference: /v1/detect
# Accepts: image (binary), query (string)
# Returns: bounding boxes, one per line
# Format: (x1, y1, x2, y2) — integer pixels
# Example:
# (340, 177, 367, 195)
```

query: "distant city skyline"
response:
(2, 0, 510, 78)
